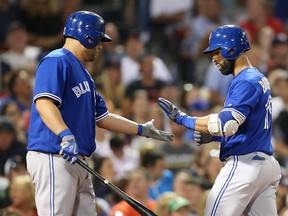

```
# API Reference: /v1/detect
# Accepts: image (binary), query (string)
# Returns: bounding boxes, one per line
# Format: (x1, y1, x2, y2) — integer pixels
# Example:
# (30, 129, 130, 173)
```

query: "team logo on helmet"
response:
(208, 33, 212, 42)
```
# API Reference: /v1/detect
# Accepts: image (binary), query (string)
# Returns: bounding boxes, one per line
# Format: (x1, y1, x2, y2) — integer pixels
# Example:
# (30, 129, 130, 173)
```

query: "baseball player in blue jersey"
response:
(158, 25, 281, 216)
(26, 11, 173, 216)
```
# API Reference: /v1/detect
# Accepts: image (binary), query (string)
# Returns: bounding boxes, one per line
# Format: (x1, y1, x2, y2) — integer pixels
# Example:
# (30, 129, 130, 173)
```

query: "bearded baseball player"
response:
(26, 11, 173, 216)
(158, 25, 281, 216)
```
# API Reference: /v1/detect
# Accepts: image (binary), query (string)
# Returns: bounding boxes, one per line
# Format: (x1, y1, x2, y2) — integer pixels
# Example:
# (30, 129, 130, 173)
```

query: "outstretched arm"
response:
(158, 97, 243, 137)
(97, 113, 173, 142)
(157, 97, 211, 134)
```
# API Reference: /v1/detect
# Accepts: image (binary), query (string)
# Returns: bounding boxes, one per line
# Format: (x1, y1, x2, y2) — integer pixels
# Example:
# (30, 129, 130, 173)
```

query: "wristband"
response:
(137, 124, 143, 135)
(59, 129, 73, 139)
(182, 116, 197, 130)
(212, 136, 222, 142)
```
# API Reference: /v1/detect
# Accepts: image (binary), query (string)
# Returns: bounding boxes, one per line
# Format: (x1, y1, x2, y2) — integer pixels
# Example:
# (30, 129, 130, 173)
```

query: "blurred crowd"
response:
(0, 0, 288, 215)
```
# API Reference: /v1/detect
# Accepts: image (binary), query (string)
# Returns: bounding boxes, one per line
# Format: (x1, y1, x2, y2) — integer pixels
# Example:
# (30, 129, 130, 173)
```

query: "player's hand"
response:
(194, 131, 213, 145)
(194, 131, 221, 145)
(157, 97, 187, 124)
(59, 130, 79, 164)
(140, 119, 174, 142)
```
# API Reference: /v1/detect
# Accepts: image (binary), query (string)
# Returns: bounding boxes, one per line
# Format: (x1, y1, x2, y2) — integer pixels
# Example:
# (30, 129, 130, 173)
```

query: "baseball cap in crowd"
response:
(168, 196, 190, 212)
(268, 69, 288, 90)
(4, 155, 27, 177)
(188, 98, 211, 113)
(272, 33, 288, 46)
(0, 116, 15, 134)
(6, 21, 26, 36)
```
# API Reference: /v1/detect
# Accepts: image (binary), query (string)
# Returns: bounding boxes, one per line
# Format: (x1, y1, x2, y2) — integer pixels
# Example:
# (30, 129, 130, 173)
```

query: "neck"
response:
(141, 76, 155, 85)
(134, 194, 149, 204)
(16, 95, 31, 108)
(12, 203, 34, 212)
(12, 47, 25, 54)
(233, 53, 253, 76)
(63, 39, 83, 61)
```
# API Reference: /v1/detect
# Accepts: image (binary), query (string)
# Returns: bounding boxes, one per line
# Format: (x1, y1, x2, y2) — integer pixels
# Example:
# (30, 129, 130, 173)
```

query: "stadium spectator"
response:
(1, 70, 33, 113)
(161, 121, 196, 174)
(6, 174, 37, 216)
(100, 56, 126, 111)
(107, 134, 139, 181)
(120, 33, 171, 86)
(239, 0, 286, 43)
(122, 54, 168, 118)
(19, 0, 65, 51)
(110, 167, 156, 216)
(267, 34, 288, 72)
(92, 155, 116, 203)
(140, 148, 174, 200)
(167, 196, 191, 216)
(0, 155, 27, 209)
(0, 100, 29, 143)
(155, 191, 178, 216)
(0, 117, 26, 176)
(0, 0, 21, 49)
(183, 176, 210, 215)
(0, 21, 42, 75)
(172, 169, 193, 197)
(149, 0, 193, 72)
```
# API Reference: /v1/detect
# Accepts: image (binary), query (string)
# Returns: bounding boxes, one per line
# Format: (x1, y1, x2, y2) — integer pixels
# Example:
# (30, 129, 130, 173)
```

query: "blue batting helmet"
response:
(203, 25, 250, 60)
(63, 11, 112, 49)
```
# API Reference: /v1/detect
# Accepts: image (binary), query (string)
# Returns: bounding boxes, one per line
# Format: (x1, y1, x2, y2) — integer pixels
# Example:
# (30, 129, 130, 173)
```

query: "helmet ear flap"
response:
(221, 46, 238, 60)
(227, 47, 237, 56)
(84, 34, 99, 48)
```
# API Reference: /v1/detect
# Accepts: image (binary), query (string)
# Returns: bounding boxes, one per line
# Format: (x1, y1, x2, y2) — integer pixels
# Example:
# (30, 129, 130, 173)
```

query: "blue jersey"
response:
(28, 48, 108, 156)
(219, 67, 273, 161)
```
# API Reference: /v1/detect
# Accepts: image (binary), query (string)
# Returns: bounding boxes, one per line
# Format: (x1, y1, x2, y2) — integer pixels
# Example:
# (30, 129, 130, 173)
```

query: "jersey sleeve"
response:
(95, 92, 108, 121)
(223, 80, 261, 121)
(33, 57, 67, 107)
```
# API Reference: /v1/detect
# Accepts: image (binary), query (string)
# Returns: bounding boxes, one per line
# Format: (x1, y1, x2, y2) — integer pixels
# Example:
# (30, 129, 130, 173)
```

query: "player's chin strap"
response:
(208, 111, 245, 137)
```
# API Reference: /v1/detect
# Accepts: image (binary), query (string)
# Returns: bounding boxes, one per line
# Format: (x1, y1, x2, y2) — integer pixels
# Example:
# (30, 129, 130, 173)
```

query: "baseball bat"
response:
(76, 159, 158, 216)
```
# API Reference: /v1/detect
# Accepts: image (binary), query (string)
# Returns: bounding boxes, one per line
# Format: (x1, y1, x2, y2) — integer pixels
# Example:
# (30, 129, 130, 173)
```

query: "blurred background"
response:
(0, 0, 288, 215)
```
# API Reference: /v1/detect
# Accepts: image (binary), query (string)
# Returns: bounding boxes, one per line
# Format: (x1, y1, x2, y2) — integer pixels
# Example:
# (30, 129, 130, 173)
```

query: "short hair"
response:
(141, 150, 165, 167)
(0, 117, 15, 135)
(109, 135, 124, 150)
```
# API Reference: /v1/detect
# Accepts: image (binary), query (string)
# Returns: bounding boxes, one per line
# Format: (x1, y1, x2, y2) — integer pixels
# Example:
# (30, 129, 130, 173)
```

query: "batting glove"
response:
(194, 131, 221, 145)
(59, 129, 79, 164)
(157, 97, 187, 124)
(137, 119, 173, 142)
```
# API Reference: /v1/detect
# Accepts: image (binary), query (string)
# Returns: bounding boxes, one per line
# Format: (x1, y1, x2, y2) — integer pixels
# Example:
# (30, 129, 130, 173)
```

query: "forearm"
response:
(35, 98, 68, 136)
(195, 116, 210, 134)
(97, 113, 138, 135)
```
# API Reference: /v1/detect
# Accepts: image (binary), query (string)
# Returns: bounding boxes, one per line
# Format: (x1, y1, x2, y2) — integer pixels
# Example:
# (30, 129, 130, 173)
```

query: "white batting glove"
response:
(138, 119, 174, 142)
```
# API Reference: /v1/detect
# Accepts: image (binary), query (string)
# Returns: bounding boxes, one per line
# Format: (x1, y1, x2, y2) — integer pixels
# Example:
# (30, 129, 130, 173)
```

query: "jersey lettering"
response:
(264, 95, 272, 129)
(259, 77, 270, 93)
(72, 81, 91, 98)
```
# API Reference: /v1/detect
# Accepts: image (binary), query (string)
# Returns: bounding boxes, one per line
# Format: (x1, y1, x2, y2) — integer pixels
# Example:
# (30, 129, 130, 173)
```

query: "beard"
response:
(219, 59, 235, 75)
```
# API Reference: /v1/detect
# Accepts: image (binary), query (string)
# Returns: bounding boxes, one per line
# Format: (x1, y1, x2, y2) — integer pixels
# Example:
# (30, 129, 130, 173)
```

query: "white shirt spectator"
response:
(121, 55, 172, 85)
